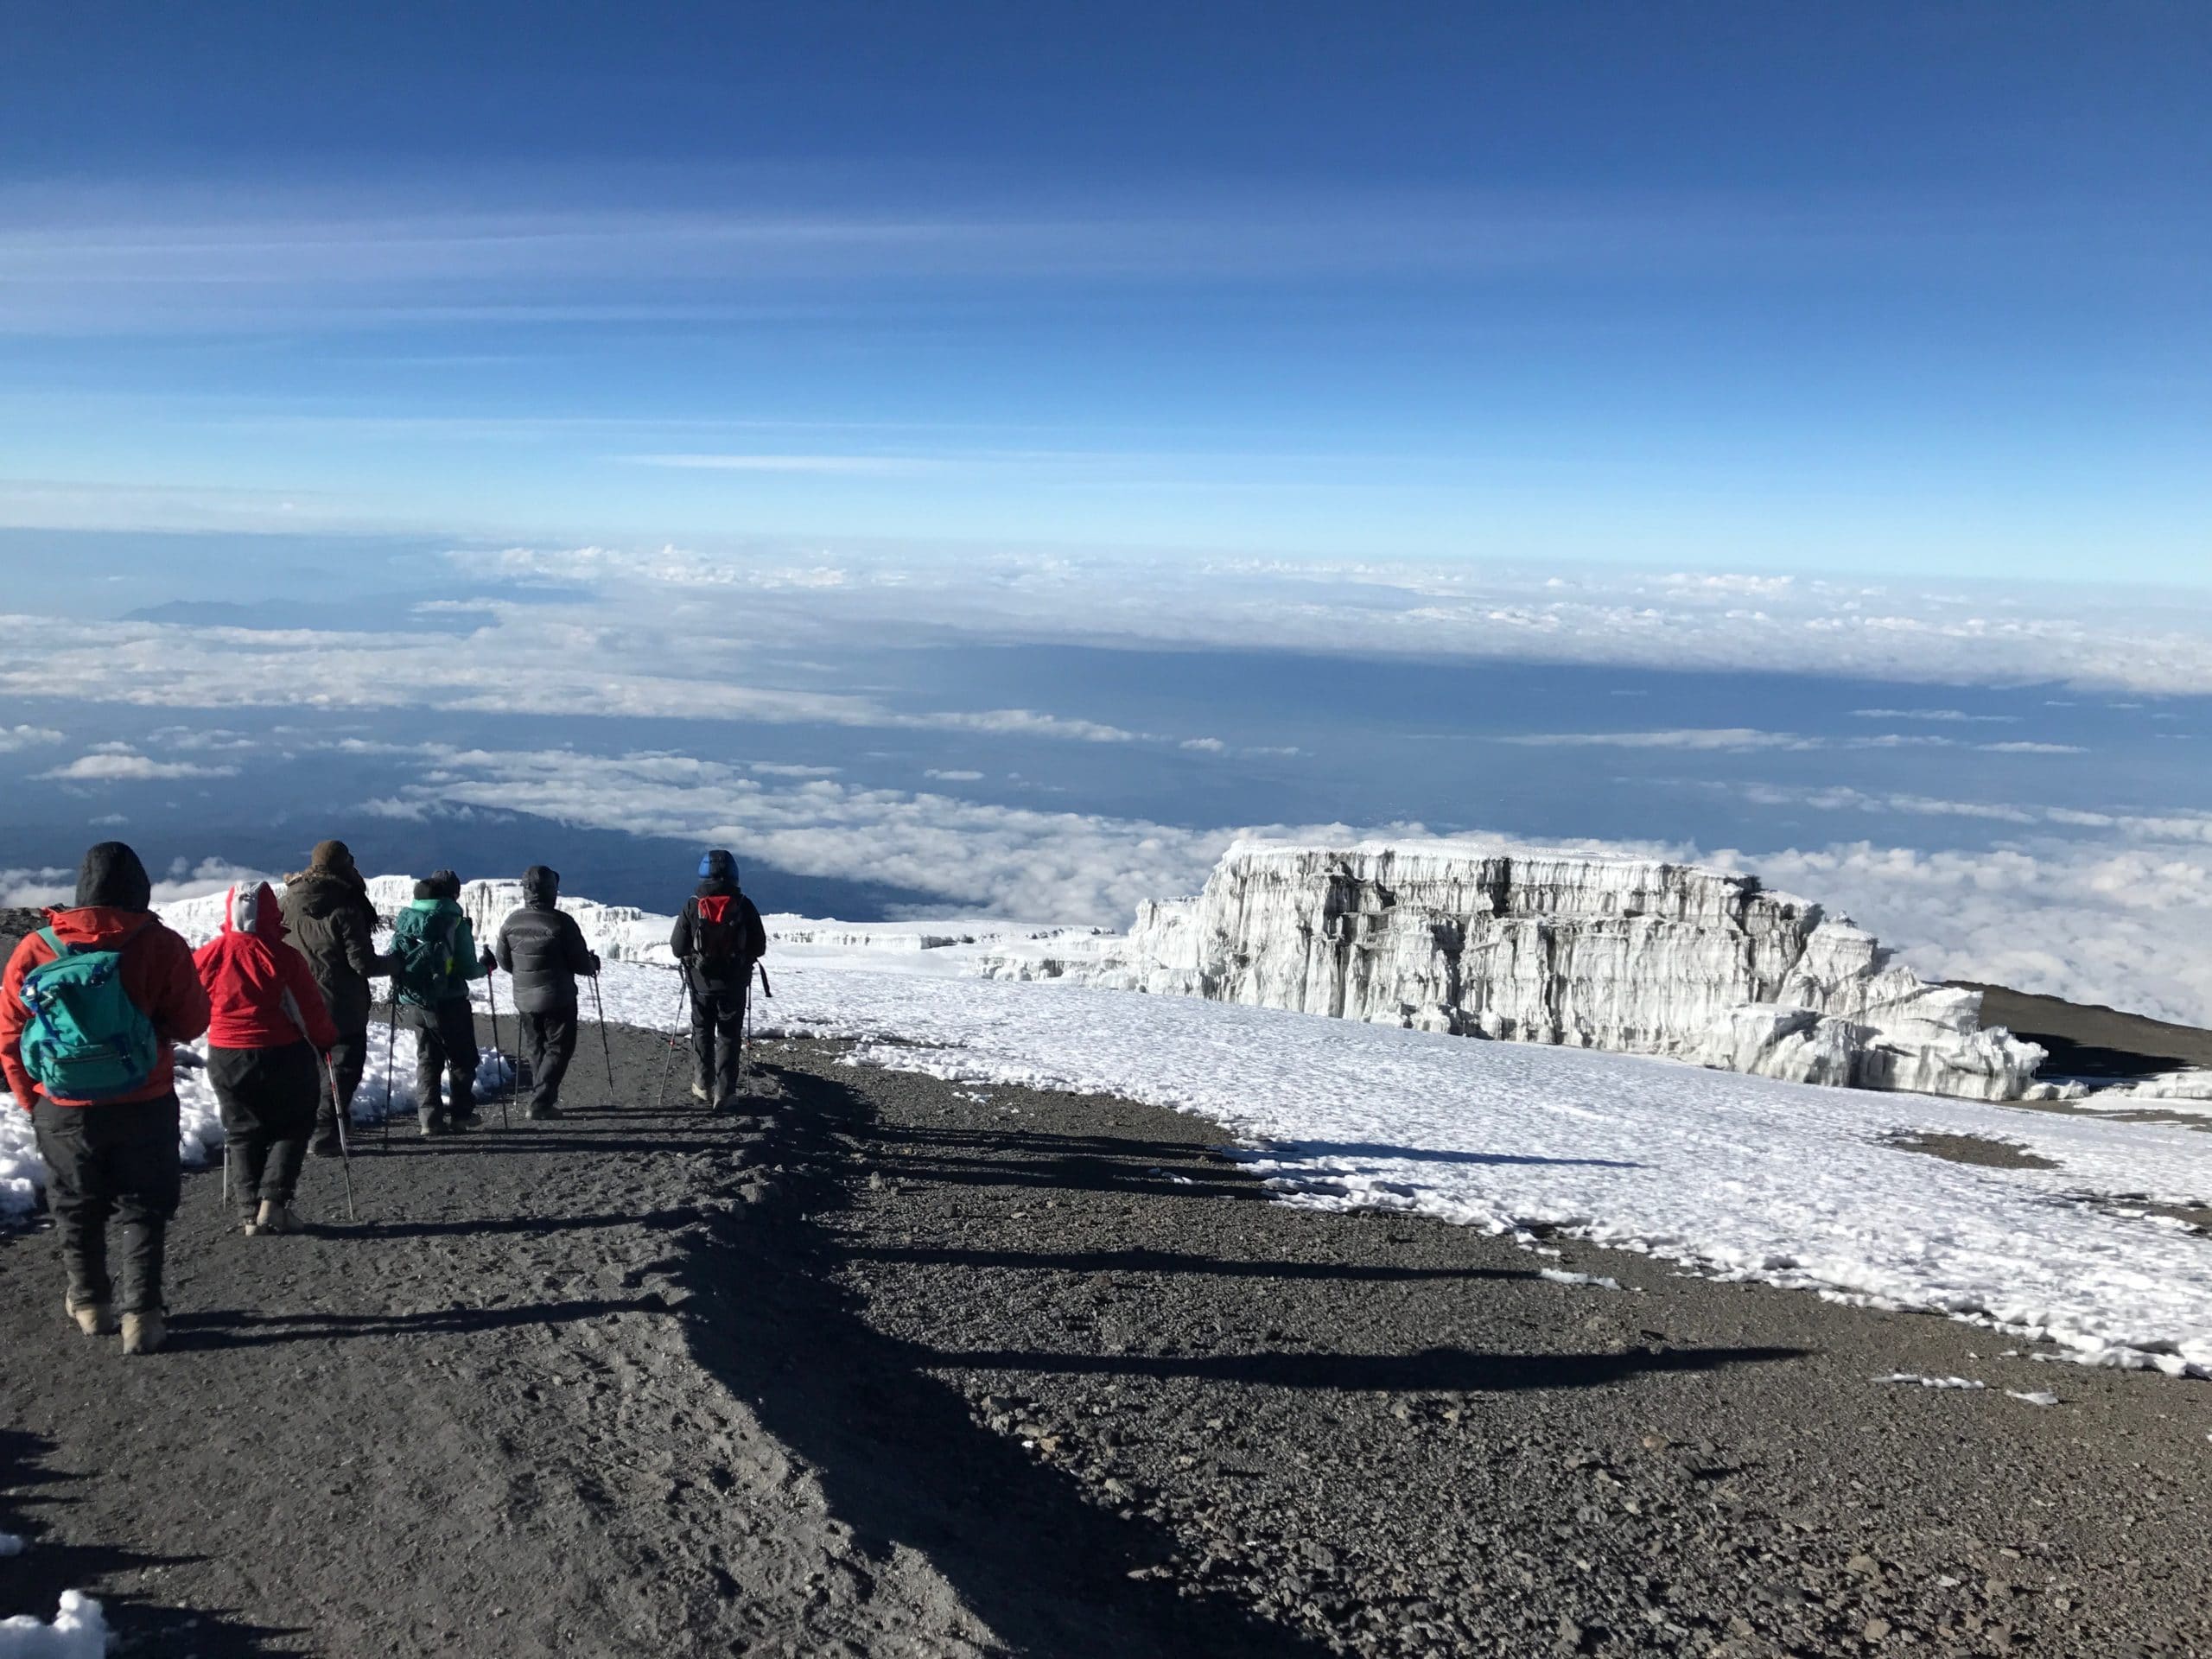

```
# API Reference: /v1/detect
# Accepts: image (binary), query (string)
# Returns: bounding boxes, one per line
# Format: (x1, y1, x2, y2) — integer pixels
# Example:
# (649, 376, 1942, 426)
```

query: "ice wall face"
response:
(992, 843, 2049, 1102)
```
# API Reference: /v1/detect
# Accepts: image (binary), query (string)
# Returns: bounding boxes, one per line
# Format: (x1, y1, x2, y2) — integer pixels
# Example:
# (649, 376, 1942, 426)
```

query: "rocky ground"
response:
(3, 1022, 2209, 1657)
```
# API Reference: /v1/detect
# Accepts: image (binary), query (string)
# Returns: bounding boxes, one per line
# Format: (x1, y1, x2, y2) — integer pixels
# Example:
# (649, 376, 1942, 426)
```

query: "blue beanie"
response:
(699, 849, 737, 880)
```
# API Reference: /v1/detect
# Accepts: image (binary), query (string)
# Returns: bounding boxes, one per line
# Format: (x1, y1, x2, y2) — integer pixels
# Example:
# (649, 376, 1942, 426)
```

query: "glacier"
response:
(982, 841, 2054, 1102)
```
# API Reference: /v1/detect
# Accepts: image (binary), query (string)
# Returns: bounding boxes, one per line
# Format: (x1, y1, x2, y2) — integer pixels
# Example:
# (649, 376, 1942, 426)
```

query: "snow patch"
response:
(0, 1591, 109, 1658)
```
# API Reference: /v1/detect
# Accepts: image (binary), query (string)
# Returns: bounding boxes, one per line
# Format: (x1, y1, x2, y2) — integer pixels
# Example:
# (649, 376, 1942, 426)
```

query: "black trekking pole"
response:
(588, 972, 618, 1108)
(323, 1053, 359, 1223)
(485, 975, 512, 1131)
(382, 998, 398, 1147)
(652, 967, 688, 1114)
(742, 959, 773, 1103)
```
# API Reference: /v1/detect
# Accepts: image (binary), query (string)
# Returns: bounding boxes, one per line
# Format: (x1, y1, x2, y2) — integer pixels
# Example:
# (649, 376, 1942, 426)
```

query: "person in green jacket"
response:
(390, 869, 489, 1136)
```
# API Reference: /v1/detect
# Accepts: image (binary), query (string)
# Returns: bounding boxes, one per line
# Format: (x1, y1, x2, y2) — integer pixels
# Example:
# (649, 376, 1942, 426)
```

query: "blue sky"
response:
(3, 3, 2208, 580)
(5, 6, 2212, 1023)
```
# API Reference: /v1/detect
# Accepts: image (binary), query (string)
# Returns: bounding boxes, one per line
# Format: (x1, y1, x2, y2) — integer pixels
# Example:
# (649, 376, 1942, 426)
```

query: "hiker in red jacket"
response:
(194, 880, 340, 1236)
(0, 842, 209, 1356)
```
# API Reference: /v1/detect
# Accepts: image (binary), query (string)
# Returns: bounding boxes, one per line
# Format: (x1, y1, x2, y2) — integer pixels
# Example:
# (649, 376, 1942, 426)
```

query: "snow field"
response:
(590, 950, 2212, 1378)
(0, 1592, 108, 1659)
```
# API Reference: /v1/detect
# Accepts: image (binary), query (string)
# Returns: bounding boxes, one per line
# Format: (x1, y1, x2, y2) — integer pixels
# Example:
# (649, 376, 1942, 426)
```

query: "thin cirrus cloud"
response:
(1499, 728, 2089, 755)
(622, 454, 941, 476)
(1851, 708, 2022, 724)
(2, 175, 2118, 334)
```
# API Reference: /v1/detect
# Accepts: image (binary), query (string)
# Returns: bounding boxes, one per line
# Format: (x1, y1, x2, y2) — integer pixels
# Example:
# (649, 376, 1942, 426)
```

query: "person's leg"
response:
(259, 1044, 321, 1214)
(208, 1046, 272, 1226)
(711, 988, 747, 1107)
(313, 1032, 366, 1155)
(31, 1099, 112, 1316)
(105, 1095, 181, 1320)
(531, 1011, 576, 1116)
(518, 1011, 544, 1095)
(410, 1010, 450, 1130)
(689, 994, 715, 1100)
(440, 999, 480, 1121)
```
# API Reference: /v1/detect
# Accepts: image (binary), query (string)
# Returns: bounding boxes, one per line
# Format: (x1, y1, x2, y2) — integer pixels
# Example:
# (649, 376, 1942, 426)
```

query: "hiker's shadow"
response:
(0, 1427, 306, 1656)
(166, 1296, 662, 1351)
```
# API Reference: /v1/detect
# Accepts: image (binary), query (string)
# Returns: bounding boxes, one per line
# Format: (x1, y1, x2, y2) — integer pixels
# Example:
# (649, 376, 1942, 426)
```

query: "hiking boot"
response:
(420, 1114, 451, 1138)
(239, 1210, 264, 1236)
(308, 1130, 343, 1160)
(120, 1311, 167, 1356)
(526, 1103, 563, 1121)
(67, 1297, 118, 1337)
(450, 1106, 480, 1128)
(254, 1200, 303, 1236)
(690, 1082, 710, 1103)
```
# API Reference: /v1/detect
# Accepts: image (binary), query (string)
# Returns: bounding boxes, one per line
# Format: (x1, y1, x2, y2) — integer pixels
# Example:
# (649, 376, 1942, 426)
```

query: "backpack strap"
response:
(35, 926, 69, 960)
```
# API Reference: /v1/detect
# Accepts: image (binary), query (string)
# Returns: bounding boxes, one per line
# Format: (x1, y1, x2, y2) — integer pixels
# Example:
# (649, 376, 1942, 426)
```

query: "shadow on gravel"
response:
(853, 1244, 1545, 1283)
(0, 1429, 307, 1657)
(353, 1208, 696, 1240)
(1253, 1140, 1646, 1171)
(677, 1065, 1343, 1659)
(918, 1342, 1806, 1392)
(166, 1296, 661, 1350)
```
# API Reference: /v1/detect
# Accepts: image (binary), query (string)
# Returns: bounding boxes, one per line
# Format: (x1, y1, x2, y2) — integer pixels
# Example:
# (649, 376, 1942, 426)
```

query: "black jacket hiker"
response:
(669, 850, 767, 1109)
(493, 866, 599, 1118)
(278, 840, 395, 1155)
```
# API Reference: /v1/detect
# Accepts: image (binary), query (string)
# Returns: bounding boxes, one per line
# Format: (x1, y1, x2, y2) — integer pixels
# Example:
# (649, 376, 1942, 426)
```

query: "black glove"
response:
(479, 948, 498, 974)
(588, 952, 602, 976)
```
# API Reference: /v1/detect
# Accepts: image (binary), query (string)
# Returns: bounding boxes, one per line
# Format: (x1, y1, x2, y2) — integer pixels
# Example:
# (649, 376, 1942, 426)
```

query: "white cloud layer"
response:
(40, 750, 238, 781)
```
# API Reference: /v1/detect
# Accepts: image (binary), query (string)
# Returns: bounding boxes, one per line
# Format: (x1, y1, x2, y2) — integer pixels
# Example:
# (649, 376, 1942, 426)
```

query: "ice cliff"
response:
(982, 842, 2052, 1102)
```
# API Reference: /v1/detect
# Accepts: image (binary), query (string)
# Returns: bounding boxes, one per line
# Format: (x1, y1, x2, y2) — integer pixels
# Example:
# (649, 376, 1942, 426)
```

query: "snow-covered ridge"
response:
(982, 840, 2053, 1102)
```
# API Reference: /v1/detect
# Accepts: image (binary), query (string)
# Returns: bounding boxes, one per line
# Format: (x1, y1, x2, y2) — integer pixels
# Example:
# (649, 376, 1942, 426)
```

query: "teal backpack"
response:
(391, 905, 465, 1005)
(18, 927, 162, 1101)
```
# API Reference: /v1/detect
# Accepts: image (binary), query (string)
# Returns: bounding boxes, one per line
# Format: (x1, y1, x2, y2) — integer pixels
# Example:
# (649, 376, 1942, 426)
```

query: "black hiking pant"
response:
(209, 1042, 321, 1216)
(404, 998, 480, 1124)
(689, 979, 750, 1107)
(314, 1028, 368, 1149)
(32, 1092, 181, 1315)
(518, 1009, 577, 1113)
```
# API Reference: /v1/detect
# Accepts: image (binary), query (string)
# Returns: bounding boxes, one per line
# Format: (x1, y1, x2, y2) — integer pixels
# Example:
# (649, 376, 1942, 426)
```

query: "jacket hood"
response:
(41, 905, 156, 948)
(220, 880, 287, 939)
(522, 864, 560, 907)
(283, 868, 370, 919)
(75, 841, 152, 911)
(408, 895, 461, 916)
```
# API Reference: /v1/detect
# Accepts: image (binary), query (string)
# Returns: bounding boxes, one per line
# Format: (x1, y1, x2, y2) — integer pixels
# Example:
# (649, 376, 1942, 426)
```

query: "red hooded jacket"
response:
(194, 882, 340, 1053)
(1, 906, 209, 1109)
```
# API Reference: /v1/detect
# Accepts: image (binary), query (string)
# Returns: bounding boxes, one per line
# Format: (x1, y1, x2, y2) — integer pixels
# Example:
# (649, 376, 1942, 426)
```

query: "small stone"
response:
(1863, 1618, 1892, 1642)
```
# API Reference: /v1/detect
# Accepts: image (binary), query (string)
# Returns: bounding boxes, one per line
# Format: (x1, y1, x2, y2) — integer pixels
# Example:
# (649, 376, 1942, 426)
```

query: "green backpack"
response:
(391, 905, 465, 1005)
(18, 927, 162, 1101)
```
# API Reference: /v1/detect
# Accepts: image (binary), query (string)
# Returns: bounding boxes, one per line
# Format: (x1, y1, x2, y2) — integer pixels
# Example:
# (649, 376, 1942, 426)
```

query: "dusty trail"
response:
(0, 1020, 999, 1658)
(3, 1020, 2209, 1658)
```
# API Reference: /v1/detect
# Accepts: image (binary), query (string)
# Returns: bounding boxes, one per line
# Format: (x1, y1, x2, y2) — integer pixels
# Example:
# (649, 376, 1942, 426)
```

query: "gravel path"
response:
(790, 1040, 2212, 1659)
(3, 1023, 2209, 1657)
